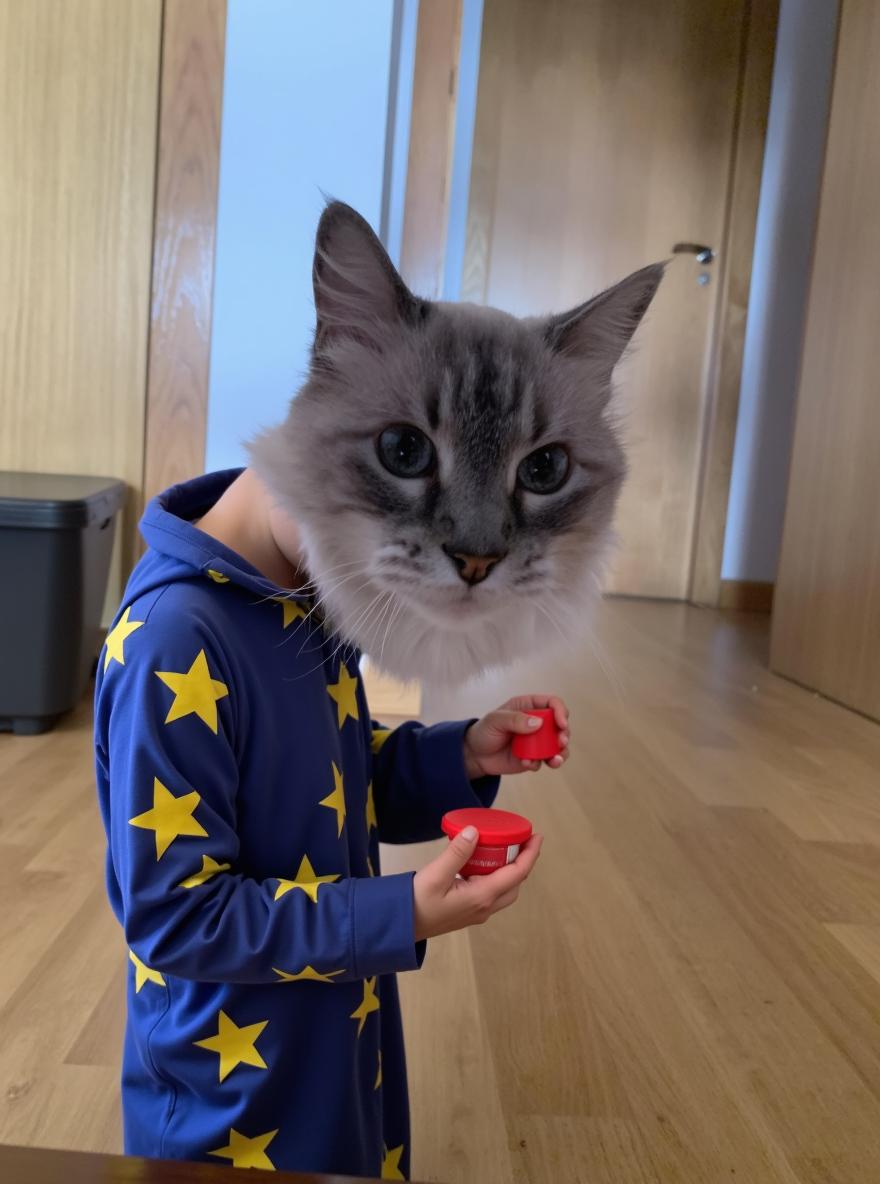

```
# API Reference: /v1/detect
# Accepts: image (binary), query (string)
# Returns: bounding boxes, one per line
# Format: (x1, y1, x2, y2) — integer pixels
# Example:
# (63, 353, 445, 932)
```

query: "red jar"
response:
(510, 707, 562, 761)
(441, 807, 533, 877)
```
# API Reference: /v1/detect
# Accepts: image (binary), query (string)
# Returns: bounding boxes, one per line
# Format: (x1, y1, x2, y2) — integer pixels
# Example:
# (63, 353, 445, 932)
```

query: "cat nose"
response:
(442, 545, 506, 586)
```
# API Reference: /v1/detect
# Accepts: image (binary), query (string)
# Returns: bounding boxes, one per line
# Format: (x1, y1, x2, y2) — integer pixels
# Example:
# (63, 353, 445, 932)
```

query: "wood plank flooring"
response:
(2, 601, 880, 1183)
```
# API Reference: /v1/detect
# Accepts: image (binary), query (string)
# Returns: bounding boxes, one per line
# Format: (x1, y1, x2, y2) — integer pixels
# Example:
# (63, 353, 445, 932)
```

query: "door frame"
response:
(142, 0, 227, 510)
(690, 0, 780, 606)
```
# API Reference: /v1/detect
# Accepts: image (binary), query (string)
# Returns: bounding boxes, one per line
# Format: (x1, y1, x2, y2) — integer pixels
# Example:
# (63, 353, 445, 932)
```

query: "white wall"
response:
(206, 0, 413, 471)
(721, 0, 839, 582)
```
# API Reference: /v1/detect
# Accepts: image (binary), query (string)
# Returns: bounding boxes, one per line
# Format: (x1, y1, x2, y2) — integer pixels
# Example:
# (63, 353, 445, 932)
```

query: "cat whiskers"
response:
(379, 596, 405, 672)
(285, 585, 387, 683)
(371, 590, 402, 671)
(332, 589, 392, 670)
(287, 565, 374, 658)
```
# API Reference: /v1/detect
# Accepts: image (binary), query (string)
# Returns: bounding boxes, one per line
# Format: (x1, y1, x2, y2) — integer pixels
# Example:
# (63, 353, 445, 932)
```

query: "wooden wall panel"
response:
(143, 0, 227, 506)
(0, 0, 163, 576)
(771, 0, 880, 721)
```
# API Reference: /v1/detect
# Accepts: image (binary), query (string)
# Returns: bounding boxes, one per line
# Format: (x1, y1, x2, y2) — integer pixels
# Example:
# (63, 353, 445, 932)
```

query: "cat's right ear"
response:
(542, 262, 666, 379)
(312, 201, 423, 355)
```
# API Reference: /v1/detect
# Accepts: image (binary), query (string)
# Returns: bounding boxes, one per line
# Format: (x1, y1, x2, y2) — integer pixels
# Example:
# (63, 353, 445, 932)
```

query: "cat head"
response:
(250, 201, 663, 684)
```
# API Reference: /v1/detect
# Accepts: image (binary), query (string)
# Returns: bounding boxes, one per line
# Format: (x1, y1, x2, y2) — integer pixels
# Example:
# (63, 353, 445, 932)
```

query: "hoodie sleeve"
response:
(96, 607, 421, 985)
(368, 720, 500, 844)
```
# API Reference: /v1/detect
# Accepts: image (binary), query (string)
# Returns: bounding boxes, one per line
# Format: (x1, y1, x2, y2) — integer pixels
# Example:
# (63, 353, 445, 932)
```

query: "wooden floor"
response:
(3, 601, 880, 1182)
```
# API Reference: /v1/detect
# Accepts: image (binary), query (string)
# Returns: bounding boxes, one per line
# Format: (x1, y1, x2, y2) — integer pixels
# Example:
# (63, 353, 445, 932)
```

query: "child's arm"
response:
(368, 720, 498, 844)
(96, 624, 421, 986)
(368, 697, 569, 844)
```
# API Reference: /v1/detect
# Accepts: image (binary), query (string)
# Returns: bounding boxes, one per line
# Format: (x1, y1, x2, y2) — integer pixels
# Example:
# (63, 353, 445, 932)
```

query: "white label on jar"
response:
(506, 843, 520, 864)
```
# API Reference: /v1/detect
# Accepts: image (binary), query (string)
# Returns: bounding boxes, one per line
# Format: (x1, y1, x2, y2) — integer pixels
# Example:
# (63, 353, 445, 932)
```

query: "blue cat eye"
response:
(376, 424, 435, 479)
(517, 445, 570, 495)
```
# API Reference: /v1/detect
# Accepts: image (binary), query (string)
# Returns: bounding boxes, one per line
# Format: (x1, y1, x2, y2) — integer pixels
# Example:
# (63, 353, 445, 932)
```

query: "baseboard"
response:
(719, 580, 775, 613)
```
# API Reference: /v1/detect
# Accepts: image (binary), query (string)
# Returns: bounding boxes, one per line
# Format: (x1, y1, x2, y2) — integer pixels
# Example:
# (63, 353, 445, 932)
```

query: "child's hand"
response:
(413, 826, 543, 941)
(463, 695, 570, 778)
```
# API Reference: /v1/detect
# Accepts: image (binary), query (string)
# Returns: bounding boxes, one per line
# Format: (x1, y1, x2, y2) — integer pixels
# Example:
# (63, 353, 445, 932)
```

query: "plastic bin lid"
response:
(0, 471, 126, 529)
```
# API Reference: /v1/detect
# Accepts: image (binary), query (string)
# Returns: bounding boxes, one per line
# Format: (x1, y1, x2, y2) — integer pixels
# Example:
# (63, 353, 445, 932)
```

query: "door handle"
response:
(673, 242, 715, 264)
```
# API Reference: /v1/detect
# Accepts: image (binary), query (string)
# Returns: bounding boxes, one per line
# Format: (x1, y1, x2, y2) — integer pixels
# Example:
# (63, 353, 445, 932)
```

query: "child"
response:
(96, 198, 658, 1177)
(94, 466, 566, 1177)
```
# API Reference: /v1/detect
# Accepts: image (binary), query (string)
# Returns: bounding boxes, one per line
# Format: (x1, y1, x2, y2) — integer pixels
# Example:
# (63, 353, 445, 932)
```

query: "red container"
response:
(510, 707, 562, 761)
(441, 807, 533, 876)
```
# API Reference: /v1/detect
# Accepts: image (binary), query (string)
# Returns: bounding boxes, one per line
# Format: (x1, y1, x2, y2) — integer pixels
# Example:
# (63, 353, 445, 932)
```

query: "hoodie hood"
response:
(127, 469, 309, 609)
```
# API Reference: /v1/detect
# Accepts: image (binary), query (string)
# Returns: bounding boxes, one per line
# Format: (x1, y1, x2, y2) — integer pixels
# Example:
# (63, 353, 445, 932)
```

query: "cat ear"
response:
(312, 201, 423, 354)
(543, 262, 666, 373)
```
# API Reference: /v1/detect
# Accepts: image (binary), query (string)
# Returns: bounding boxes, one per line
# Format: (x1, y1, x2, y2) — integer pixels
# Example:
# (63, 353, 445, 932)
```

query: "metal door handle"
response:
(673, 242, 715, 264)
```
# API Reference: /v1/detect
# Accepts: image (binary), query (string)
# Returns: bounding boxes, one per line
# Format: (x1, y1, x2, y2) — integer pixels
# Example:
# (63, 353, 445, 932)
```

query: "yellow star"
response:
(155, 650, 229, 733)
(129, 777, 208, 860)
(206, 569, 230, 583)
(319, 762, 347, 837)
(327, 664, 360, 729)
(375, 1051, 383, 1091)
(209, 1127, 278, 1171)
(178, 854, 230, 889)
(371, 727, 392, 754)
(129, 949, 165, 993)
(272, 596, 308, 629)
(194, 1009, 268, 1082)
(273, 965, 345, 984)
(382, 1144, 405, 1180)
(274, 854, 340, 903)
(350, 976, 380, 1037)
(103, 607, 144, 671)
(365, 780, 378, 833)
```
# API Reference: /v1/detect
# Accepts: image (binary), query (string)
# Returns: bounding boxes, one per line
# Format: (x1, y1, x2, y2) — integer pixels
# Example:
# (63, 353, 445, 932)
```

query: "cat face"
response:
(250, 202, 663, 683)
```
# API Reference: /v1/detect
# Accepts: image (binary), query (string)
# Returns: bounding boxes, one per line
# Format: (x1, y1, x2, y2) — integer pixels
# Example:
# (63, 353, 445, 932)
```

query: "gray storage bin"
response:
(0, 472, 126, 734)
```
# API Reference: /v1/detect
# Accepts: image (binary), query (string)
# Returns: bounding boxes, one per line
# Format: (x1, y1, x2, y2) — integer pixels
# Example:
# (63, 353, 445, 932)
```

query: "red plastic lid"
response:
(441, 807, 532, 846)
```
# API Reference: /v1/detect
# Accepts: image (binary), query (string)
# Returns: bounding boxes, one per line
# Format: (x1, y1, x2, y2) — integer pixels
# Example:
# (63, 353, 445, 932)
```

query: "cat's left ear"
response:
(542, 262, 666, 375)
(312, 200, 423, 355)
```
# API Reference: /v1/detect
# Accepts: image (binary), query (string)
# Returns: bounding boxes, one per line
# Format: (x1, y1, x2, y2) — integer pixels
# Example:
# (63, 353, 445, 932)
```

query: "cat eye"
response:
(377, 424, 435, 479)
(517, 445, 570, 495)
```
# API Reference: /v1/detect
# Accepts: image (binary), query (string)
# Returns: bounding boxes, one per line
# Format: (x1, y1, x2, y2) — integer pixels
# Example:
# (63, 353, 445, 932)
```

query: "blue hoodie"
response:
(94, 470, 498, 1178)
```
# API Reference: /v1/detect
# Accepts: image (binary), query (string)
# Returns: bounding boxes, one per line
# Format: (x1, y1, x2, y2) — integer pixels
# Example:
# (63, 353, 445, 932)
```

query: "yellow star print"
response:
(319, 762, 347, 837)
(209, 1128, 278, 1170)
(382, 1144, 405, 1180)
(272, 595, 308, 629)
(129, 950, 165, 993)
(274, 854, 340, 903)
(350, 976, 380, 1037)
(178, 854, 230, 889)
(194, 1009, 268, 1082)
(375, 1051, 383, 1090)
(205, 569, 229, 583)
(371, 727, 392, 754)
(129, 777, 208, 860)
(273, 965, 345, 984)
(365, 781, 378, 833)
(155, 650, 229, 733)
(103, 607, 144, 672)
(327, 664, 360, 728)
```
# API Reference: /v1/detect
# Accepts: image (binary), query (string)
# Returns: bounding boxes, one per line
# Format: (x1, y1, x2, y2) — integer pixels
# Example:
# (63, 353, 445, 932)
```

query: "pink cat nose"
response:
(442, 547, 506, 586)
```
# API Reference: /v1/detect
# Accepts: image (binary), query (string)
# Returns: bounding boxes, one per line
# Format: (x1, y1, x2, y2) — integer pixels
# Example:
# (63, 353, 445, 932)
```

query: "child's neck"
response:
(197, 469, 305, 591)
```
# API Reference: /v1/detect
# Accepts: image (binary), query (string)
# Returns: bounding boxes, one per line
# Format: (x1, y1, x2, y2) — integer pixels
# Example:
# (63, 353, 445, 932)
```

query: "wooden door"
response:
(463, 0, 767, 599)
(771, 0, 880, 722)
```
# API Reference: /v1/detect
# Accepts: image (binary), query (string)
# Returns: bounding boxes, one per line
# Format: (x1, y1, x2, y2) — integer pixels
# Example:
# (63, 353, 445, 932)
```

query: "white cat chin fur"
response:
(296, 525, 603, 686)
